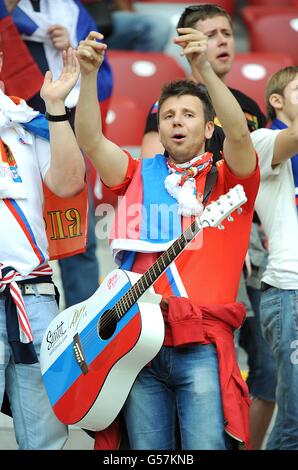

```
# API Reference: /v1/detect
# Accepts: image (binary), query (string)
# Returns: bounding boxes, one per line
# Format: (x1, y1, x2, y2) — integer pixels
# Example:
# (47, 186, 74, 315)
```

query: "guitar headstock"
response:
(200, 184, 247, 228)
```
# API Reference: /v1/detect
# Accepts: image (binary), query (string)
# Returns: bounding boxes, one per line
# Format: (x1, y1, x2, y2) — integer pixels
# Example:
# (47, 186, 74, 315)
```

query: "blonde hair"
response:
(266, 66, 298, 121)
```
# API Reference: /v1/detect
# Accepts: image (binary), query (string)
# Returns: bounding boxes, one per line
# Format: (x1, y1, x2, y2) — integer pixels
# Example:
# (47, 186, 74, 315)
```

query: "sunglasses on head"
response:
(177, 4, 207, 28)
(184, 5, 207, 12)
(178, 4, 224, 29)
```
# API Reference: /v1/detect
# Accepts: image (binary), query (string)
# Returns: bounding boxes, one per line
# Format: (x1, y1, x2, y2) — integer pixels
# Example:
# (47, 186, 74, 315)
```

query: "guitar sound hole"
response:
(98, 310, 118, 340)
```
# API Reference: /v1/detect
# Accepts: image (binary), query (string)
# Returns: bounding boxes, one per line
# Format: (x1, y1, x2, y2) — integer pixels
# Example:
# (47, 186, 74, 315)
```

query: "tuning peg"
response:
(227, 215, 234, 222)
(218, 224, 225, 230)
(237, 207, 243, 214)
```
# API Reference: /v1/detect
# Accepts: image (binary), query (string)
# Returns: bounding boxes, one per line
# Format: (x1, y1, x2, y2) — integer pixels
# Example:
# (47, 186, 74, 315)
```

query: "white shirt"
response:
(251, 128, 298, 289)
(0, 126, 51, 275)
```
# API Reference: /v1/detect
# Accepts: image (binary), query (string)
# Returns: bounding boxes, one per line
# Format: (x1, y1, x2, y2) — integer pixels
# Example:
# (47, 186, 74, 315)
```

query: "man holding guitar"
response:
(74, 28, 259, 449)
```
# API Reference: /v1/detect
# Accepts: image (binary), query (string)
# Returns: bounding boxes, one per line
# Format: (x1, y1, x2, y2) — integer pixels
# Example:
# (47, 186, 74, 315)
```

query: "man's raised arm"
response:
(42, 48, 85, 198)
(175, 27, 256, 177)
(75, 31, 128, 188)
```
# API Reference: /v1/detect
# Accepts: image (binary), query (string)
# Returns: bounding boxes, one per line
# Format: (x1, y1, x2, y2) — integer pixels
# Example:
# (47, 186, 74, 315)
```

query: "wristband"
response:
(45, 108, 71, 122)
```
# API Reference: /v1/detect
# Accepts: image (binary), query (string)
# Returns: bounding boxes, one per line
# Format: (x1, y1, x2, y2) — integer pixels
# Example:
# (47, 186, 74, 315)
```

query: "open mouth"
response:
(217, 52, 230, 61)
(172, 133, 186, 142)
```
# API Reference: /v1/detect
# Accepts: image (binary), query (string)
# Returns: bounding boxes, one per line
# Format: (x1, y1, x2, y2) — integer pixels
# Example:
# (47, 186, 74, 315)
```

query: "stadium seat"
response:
(138, 0, 235, 16)
(227, 52, 294, 114)
(246, 0, 292, 6)
(108, 50, 187, 115)
(105, 96, 147, 148)
(242, 6, 298, 64)
(99, 96, 147, 207)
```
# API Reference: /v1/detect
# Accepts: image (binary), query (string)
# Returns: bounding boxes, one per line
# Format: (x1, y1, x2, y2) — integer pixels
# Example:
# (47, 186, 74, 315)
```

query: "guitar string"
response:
(71, 201, 240, 347)
(74, 232, 191, 351)
(74, 209, 232, 351)
(73, 198, 239, 348)
(77, 226, 200, 350)
(77, 237, 186, 349)
(50, 197, 241, 417)
(56, 194, 242, 362)
(73, 216, 216, 353)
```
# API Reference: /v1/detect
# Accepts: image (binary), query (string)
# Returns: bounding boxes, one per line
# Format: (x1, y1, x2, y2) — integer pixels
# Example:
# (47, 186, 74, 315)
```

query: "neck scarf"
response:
(0, 92, 39, 199)
(270, 118, 298, 214)
(164, 152, 213, 217)
(0, 90, 38, 137)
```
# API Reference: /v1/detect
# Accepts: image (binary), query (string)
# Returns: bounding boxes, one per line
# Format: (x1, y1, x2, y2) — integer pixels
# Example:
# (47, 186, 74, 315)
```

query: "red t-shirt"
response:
(105, 153, 258, 449)
(110, 154, 259, 305)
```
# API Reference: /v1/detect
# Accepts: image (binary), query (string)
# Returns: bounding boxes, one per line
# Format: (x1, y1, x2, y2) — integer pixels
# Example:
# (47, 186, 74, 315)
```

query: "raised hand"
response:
(174, 27, 209, 70)
(77, 31, 107, 76)
(47, 24, 71, 51)
(40, 47, 80, 105)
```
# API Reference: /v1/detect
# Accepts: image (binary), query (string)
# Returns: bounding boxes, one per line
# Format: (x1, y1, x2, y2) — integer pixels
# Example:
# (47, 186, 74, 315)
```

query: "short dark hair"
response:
(157, 79, 215, 124)
(177, 4, 233, 30)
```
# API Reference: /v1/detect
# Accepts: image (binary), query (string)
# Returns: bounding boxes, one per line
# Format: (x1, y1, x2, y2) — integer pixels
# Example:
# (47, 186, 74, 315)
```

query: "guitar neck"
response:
(113, 184, 247, 319)
(114, 218, 202, 318)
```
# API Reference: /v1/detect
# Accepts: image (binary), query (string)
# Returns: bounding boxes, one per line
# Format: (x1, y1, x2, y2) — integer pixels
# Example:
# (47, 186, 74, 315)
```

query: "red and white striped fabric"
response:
(0, 264, 52, 343)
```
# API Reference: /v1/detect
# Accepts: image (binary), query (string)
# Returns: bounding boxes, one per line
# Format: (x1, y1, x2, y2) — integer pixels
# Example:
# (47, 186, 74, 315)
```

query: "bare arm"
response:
(41, 48, 85, 198)
(141, 131, 164, 159)
(272, 114, 298, 166)
(4, 0, 19, 12)
(75, 31, 128, 187)
(175, 28, 256, 177)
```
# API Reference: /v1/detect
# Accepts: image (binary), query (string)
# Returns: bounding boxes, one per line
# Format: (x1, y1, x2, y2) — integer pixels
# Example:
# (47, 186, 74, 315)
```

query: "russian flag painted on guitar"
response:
(40, 185, 247, 431)
(40, 269, 164, 431)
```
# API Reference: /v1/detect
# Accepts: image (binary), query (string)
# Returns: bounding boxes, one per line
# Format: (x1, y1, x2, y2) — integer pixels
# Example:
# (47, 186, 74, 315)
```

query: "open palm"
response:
(40, 48, 80, 103)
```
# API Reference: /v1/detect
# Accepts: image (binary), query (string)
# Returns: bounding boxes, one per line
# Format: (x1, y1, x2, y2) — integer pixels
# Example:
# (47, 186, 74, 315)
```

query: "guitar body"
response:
(40, 184, 247, 432)
(40, 269, 164, 431)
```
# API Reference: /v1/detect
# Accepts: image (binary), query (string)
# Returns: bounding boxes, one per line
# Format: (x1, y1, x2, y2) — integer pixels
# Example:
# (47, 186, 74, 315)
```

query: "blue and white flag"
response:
(13, 0, 112, 106)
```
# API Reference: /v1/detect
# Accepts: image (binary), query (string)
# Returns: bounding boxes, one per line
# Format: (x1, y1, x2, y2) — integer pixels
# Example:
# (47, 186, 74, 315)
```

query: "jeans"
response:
(59, 183, 99, 308)
(107, 12, 171, 52)
(0, 294, 68, 449)
(260, 287, 298, 450)
(239, 286, 277, 401)
(123, 344, 229, 450)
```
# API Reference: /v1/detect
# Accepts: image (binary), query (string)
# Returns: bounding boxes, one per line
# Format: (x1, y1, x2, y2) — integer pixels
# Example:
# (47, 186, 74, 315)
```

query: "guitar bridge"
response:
(73, 333, 88, 375)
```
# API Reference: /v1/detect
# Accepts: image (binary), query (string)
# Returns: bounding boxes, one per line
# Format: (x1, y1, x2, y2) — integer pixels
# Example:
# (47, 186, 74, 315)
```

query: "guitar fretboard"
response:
(113, 217, 202, 319)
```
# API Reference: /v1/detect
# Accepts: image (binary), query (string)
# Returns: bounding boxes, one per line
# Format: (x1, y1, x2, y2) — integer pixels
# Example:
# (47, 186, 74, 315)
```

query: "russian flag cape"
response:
(20, 105, 88, 260)
(12, 0, 112, 106)
(110, 154, 185, 268)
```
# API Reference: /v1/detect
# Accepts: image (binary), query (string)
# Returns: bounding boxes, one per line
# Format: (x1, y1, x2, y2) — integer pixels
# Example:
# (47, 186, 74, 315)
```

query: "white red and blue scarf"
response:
(110, 153, 211, 267)
(165, 152, 213, 217)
